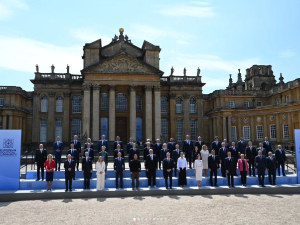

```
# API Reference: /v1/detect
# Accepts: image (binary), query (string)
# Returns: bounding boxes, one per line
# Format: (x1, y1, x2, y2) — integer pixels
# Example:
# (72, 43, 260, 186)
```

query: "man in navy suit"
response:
(225, 152, 235, 188)
(114, 152, 125, 189)
(172, 144, 182, 177)
(145, 149, 158, 188)
(82, 152, 93, 189)
(237, 137, 246, 155)
(257, 142, 267, 157)
(114, 144, 124, 158)
(98, 135, 109, 154)
(153, 139, 162, 169)
(84, 143, 94, 161)
(71, 135, 81, 171)
(84, 138, 94, 149)
(218, 142, 228, 177)
(127, 137, 134, 163)
(266, 151, 277, 185)
(53, 136, 63, 171)
(229, 142, 239, 176)
(246, 141, 257, 176)
(211, 136, 222, 156)
(263, 137, 273, 157)
(67, 144, 78, 180)
(160, 143, 169, 167)
(35, 144, 47, 181)
(208, 150, 220, 186)
(113, 136, 124, 150)
(64, 154, 75, 192)
(275, 145, 286, 176)
(195, 136, 205, 151)
(163, 152, 173, 189)
(255, 150, 267, 187)
(182, 135, 193, 169)
(167, 138, 176, 153)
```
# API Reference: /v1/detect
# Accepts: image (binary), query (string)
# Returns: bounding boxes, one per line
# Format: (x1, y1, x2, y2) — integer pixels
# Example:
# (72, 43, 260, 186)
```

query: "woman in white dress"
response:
(200, 145, 209, 177)
(96, 156, 106, 190)
(194, 154, 203, 188)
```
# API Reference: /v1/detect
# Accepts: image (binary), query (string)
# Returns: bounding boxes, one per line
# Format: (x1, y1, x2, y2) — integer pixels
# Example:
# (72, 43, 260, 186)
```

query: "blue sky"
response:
(0, 0, 299, 93)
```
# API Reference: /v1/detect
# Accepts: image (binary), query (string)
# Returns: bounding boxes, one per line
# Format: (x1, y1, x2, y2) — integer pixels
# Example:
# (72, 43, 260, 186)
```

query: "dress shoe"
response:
(215, 184, 218, 187)
(65, 190, 68, 192)
(228, 185, 230, 188)
(262, 185, 266, 187)
(170, 187, 172, 189)
(154, 185, 157, 188)
(166, 187, 168, 189)
(148, 186, 151, 188)
(283, 174, 286, 176)
(232, 186, 235, 188)
(253, 175, 256, 177)
(69, 189, 72, 192)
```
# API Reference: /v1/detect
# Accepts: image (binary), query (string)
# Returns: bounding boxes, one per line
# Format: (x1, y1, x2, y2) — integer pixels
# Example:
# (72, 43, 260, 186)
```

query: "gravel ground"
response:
(0, 194, 300, 225)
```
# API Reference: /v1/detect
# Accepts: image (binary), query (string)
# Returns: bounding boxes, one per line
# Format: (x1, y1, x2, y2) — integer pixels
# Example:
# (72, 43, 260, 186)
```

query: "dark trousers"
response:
(65, 176, 72, 190)
(240, 171, 247, 185)
(36, 162, 44, 180)
(248, 159, 255, 176)
(221, 162, 226, 177)
(186, 154, 192, 168)
(72, 160, 77, 179)
(55, 157, 61, 171)
(115, 172, 123, 188)
(268, 170, 276, 185)
(234, 159, 238, 176)
(164, 171, 172, 188)
(277, 161, 285, 175)
(174, 163, 178, 177)
(76, 157, 79, 171)
(210, 169, 218, 186)
(227, 172, 234, 187)
(257, 168, 265, 186)
(131, 172, 140, 189)
(84, 174, 90, 189)
(157, 156, 161, 169)
(148, 169, 156, 186)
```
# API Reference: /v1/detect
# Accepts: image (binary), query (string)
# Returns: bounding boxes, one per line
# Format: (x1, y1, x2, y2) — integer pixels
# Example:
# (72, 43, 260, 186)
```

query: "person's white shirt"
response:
(177, 157, 187, 170)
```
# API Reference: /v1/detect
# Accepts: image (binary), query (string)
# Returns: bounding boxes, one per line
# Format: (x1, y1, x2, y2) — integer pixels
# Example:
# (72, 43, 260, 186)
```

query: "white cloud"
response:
(279, 50, 296, 58)
(70, 28, 112, 46)
(0, 0, 27, 20)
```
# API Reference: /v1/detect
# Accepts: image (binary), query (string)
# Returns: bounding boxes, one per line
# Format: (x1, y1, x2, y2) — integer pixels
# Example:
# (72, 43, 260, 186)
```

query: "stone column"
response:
(47, 91, 56, 142)
(250, 116, 255, 141)
(182, 93, 190, 136)
(228, 115, 232, 142)
(263, 115, 268, 139)
(63, 92, 70, 142)
(197, 93, 204, 138)
(32, 92, 40, 142)
(216, 116, 220, 137)
(213, 116, 217, 137)
(222, 115, 227, 140)
(144, 85, 153, 141)
(238, 116, 242, 140)
(154, 85, 161, 140)
(275, 113, 280, 142)
(109, 84, 116, 142)
(2, 115, 7, 129)
(92, 84, 100, 141)
(83, 84, 91, 138)
(129, 85, 137, 141)
(169, 93, 176, 140)
(8, 115, 13, 129)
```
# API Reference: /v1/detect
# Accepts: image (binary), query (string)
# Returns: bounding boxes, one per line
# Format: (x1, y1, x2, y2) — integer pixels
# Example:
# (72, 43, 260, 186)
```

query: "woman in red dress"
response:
(44, 154, 56, 191)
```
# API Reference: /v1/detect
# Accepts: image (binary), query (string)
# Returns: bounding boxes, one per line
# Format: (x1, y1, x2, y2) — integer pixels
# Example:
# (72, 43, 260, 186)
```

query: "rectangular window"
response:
(256, 125, 263, 140)
(136, 117, 143, 141)
(229, 101, 235, 109)
(161, 119, 168, 141)
(276, 98, 280, 106)
(257, 101, 263, 107)
(0, 98, 4, 106)
(270, 124, 276, 139)
(244, 101, 249, 108)
(283, 124, 289, 139)
(100, 117, 108, 140)
(176, 120, 183, 142)
(161, 97, 168, 114)
(190, 119, 196, 141)
(40, 119, 47, 142)
(243, 126, 250, 140)
(231, 126, 237, 141)
(71, 119, 81, 139)
(72, 96, 82, 113)
(286, 96, 290, 104)
(55, 119, 62, 140)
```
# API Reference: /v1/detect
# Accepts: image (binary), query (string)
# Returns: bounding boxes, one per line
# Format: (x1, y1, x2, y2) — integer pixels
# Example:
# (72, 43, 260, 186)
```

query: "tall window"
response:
(116, 93, 127, 111)
(40, 119, 47, 142)
(257, 101, 263, 107)
(41, 96, 48, 112)
(190, 119, 196, 140)
(286, 96, 290, 104)
(176, 120, 183, 142)
(101, 93, 108, 110)
(283, 124, 289, 139)
(270, 124, 276, 139)
(244, 101, 250, 108)
(161, 97, 168, 114)
(136, 94, 142, 112)
(256, 125, 263, 140)
(56, 96, 63, 112)
(72, 96, 82, 113)
(190, 97, 196, 113)
(161, 119, 168, 140)
(176, 97, 182, 113)
(55, 119, 62, 140)
(231, 126, 237, 141)
(0, 98, 4, 106)
(136, 117, 143, 141)
(229, 101, 235, 109)
(101, 117, 108, 139)
(276, 98, 280, 106)
(243, 126, 250, 140)
(71, 119, 81, 139)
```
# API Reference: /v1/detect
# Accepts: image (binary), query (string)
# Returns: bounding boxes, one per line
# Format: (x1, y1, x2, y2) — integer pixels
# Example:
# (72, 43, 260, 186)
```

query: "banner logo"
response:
(3, 138, 14, 148)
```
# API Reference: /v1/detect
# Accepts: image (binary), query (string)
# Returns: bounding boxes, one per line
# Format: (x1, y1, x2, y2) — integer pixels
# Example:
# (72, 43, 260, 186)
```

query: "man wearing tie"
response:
(129, 143, 139, 162)
(67, 144, 78, 180)
(114, 144, 124, 158)
(218, 142, 227, 177)
(163, 152, 173, 189)
(237, 137, 246, 155)
(82, 152, 93, 189)
(84, 138, 94, 149)
(246, 141, 257, 176)
(71, 135, 81, 171)
(263, 137, 273, 156)
(275, 145, 286, 176)
(98, 135, 109, 154)
(211, 136, 222, 156)
(53, 136, 63, 171)
(257, 142, 266, 157)
(114, 152, 125, 189)
(266, 151, 277, 185)
(182, 134, 193, 169)
(113, 136, 124, 150)
(225, 152, 235, 188)
(160, 143, 169, 168)
(144, 142, 151, 168)
(153, 139, 162, 169)
(172, 144, 182, 177)
(35, 144, 47, 181)
(255, 150, 267, 187)
(229, 142, 239, 176)
(64, 154, 75, 192)
(145, 149, 158, 188)
(208, 150, 220, 186)
(167, 138, 176, 153)
(127, 137, 134, 163)
(195, 136, 205, 151)
(84, 143, 94, 161)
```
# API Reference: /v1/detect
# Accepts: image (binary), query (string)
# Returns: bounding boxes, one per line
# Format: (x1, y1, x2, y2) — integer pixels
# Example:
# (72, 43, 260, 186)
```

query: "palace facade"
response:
(0, 29, 299, 149)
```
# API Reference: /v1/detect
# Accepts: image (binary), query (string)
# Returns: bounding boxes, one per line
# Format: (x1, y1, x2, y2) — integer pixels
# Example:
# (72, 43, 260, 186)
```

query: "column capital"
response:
(63, 92, 71, 97)
(144, 85, 153, 91)
(48, 91, 56, 97)
(169, 92, 176, 99)
(92, 84, 101, 90)
(153, 85, 161, 91)
(82, 83, 92, 90)
(109, 84, 116, 91)
(182, 92, 190, 99)
(129, 84, 137, 92)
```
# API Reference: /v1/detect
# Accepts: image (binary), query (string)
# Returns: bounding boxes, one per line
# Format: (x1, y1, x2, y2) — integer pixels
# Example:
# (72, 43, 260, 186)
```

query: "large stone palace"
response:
(0, 28, 299, 149)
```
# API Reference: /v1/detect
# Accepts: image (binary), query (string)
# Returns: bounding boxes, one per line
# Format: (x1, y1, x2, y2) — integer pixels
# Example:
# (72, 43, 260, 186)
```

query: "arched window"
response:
(101, 93, 108, 110)
(56, 96, 63, 112)
(175, 97, 182, 114)
(136, 94, 142, 112)
(41, 96, 48, 112)
(72, 96, 82, 113)
(190, 97, 196, 113)
(116, 93, 127, 111)
(161, 97, 168, 114)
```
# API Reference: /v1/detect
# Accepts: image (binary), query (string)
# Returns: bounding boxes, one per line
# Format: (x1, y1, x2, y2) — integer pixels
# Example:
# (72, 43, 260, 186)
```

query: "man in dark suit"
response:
(246, 141, 257, 176)
(127, 137, 134, 163)
(129, 143, 139, 162)
(130, 153, 141, 190)
(114, 144, 124, 158)
(143, 138, 153, 148)
(211, 136, 222, 156)
(144, 142, 151, 168)
(98, 134, 109, 154)
(208, 150, 220, 186)
(67, 144, 78, 180)
(153, 139, 162, 169)
(218, 142, 228, 177)
(84, 143, 94, 161)
(255, 150, 267, 187)
(64, 154, 75, 192)
(160, 143, 169, 167)
(114, 152, 125, 189)
(35, 144, 47, 181)
(257, 142, 267, 157)
(172, 144, 182, 177)
(223, 139, 230, 149)
(163, 152, 173, 189)
(229, 142, 239, 176)
(237, 137, 246, 155)
(53, 136, 63, 171)
(182, 135, 193, 169)
(71, 135, 81, 171)
(84, 138, 94, 149)
(225, 152, 235, 188)
(263, 137, 273, 156)
(167, 138, 176, 153)
(266, 151, 277, 185)
(145, 149, 158, 188)
(113, 136, 124, 150)
(82, 151, 93, 189)
(275, 145, 286, 176)
(195, 136, 205, 151)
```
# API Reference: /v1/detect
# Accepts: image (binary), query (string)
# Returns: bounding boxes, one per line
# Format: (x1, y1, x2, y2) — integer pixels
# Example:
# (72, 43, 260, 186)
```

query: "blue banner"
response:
(295, 129, 300, 184)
